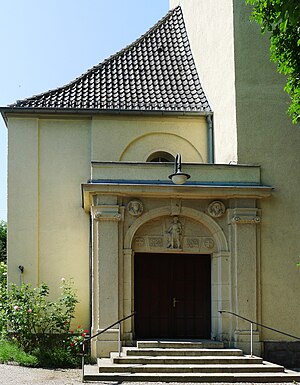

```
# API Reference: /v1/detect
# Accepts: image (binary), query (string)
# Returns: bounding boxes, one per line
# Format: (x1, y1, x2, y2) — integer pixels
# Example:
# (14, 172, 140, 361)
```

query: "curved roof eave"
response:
(3, 6, 211, 115)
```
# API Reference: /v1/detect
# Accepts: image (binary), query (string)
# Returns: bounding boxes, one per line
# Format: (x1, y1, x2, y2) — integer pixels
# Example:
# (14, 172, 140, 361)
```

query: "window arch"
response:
(146, 151, 175, 163)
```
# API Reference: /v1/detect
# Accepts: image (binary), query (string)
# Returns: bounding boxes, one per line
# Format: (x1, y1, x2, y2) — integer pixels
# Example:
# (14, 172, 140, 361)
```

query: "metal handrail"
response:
(81, 312, 135, 381)
(219, 310, 300, 340)
(219, 310, 300, 357)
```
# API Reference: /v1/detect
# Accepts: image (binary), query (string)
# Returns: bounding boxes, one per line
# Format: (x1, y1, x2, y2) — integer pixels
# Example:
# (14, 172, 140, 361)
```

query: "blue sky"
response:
(0, 0, 169, 221)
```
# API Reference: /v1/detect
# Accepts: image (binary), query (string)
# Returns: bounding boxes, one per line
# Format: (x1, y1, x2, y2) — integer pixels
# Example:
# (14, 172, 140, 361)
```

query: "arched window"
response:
(147, 151, 175, 163)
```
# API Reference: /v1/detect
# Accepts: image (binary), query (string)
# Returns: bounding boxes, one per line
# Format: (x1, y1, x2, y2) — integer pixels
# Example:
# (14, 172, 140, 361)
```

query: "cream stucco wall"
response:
(170, 0, 238, 163)
(170, 0, 300, 340)
(233, 3, 300, 340)
(8, 118, 40, 286)
(7, 116, 91, 327)
(7, 112, 207, 328)
(91, 115, 208, 162)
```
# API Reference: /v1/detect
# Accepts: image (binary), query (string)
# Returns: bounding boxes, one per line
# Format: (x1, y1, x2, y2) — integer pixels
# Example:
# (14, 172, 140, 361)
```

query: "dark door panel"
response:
(134, 253, 211, 339)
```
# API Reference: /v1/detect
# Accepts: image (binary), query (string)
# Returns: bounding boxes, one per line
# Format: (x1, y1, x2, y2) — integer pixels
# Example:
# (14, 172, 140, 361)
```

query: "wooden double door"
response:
(134, 253, 211, 339)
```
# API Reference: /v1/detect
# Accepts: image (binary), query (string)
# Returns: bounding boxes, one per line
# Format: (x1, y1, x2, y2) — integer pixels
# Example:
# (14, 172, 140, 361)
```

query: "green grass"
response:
(0, 340, 38, 367)
(0, 338, 92, 368)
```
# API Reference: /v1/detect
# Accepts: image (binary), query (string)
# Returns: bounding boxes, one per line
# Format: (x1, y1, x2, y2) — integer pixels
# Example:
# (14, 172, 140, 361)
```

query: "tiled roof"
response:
(11, 6, 211, 113)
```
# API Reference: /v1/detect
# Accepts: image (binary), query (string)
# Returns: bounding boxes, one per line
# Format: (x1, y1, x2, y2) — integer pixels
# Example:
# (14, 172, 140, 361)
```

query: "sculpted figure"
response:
(167, 216, 183, 249)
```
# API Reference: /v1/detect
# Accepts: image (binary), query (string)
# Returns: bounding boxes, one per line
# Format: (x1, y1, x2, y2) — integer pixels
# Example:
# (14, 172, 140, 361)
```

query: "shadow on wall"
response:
(264, 341, 300, 369)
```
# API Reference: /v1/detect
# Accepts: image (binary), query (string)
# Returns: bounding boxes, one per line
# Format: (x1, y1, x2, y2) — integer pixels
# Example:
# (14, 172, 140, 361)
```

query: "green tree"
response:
(0, 221, 7, 263)
(246, 0, 300, 124)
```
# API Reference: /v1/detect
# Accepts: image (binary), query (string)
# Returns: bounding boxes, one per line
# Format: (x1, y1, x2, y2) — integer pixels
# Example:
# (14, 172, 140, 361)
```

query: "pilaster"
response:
(91, 200, 122, 357)
(211, 251, 231, 342)
(228, 205, 261, 355)
(123, 248, 134, 342)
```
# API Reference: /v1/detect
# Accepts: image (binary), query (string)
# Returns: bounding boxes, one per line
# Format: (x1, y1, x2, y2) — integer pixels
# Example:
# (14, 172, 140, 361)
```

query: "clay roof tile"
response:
(10, 6, 210, 113)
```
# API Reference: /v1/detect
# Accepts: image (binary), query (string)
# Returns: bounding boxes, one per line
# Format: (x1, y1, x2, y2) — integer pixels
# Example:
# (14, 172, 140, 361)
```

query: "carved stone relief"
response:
(170, 199, 182, 216)
(204, 237, 215, 249)
(149, 237, 163, 248)
(127, 199, 143, 217)
(134, 237, 145, 247)
(166, 216, 183, 249)
(132, 214, 217, 253)
(208, 201, 226, 218)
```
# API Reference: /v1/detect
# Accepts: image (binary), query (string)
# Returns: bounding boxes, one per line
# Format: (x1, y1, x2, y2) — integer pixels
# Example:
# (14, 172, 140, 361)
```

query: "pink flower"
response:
(27, 309, 32, 313)
(13, 305, 19, 311)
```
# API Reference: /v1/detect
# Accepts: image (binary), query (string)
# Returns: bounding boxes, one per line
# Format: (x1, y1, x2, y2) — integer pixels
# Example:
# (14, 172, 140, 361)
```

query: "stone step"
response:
(137, 339, 224, 349)
(111, 354, 263, 365)
(125, 347, 243, 356)
(97, 359, 285, 373)
(84, 365, 300, 383)
(86, 341, 300, 383)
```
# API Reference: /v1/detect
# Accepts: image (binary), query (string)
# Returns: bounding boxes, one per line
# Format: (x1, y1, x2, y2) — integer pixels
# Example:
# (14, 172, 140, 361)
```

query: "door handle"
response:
(172, 297, 179, 308)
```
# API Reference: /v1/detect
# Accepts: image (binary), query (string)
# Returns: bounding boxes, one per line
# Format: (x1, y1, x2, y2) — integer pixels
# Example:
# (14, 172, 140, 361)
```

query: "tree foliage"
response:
(0, 221, 7, 263)
(247, 0, 300, 124)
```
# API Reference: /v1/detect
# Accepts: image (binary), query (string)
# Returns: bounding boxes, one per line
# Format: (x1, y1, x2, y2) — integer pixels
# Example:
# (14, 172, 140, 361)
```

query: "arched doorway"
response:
(123, 206, 229, 341)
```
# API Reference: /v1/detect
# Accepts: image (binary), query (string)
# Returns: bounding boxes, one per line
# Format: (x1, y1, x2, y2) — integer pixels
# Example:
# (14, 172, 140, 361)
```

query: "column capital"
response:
(92, 205, 122, 222)
(123, 248, 133, 258)
(228, 208, 260, 225)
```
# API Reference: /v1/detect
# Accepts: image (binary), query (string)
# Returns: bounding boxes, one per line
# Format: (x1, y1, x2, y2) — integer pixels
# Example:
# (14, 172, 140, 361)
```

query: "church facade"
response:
(1, 2, 299, 364)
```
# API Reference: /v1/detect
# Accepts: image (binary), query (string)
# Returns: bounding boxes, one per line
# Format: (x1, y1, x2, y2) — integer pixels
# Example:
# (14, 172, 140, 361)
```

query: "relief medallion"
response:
(127, 199, 144, 217)
(208, 201, 226, 218)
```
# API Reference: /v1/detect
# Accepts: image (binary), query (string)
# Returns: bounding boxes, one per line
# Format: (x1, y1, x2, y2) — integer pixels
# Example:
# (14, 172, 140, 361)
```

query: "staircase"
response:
(83, 340, 300, 382)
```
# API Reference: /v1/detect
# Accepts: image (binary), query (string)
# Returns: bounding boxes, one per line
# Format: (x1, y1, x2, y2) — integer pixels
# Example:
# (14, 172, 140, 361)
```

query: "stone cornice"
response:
(82, 183, 272, 213)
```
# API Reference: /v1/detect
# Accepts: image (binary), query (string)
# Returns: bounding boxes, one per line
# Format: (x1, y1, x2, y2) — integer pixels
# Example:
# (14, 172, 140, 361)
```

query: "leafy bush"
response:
(32, 345, 80, 368)
(0, 221, 6, 263)
(6, 278, 78, 353)
(69, 325, 89, 350)
(0, 271, 88, 367)
(0, 262, 7, 336)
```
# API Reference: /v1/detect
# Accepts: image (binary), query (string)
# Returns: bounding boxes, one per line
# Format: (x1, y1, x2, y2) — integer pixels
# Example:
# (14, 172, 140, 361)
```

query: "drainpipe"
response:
(89, 215, 93, 333)
(206, 114, 214, 163)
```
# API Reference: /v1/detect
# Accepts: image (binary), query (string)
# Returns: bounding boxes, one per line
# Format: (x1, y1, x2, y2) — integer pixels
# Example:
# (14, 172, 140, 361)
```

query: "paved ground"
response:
(0, 363, 299, 385)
